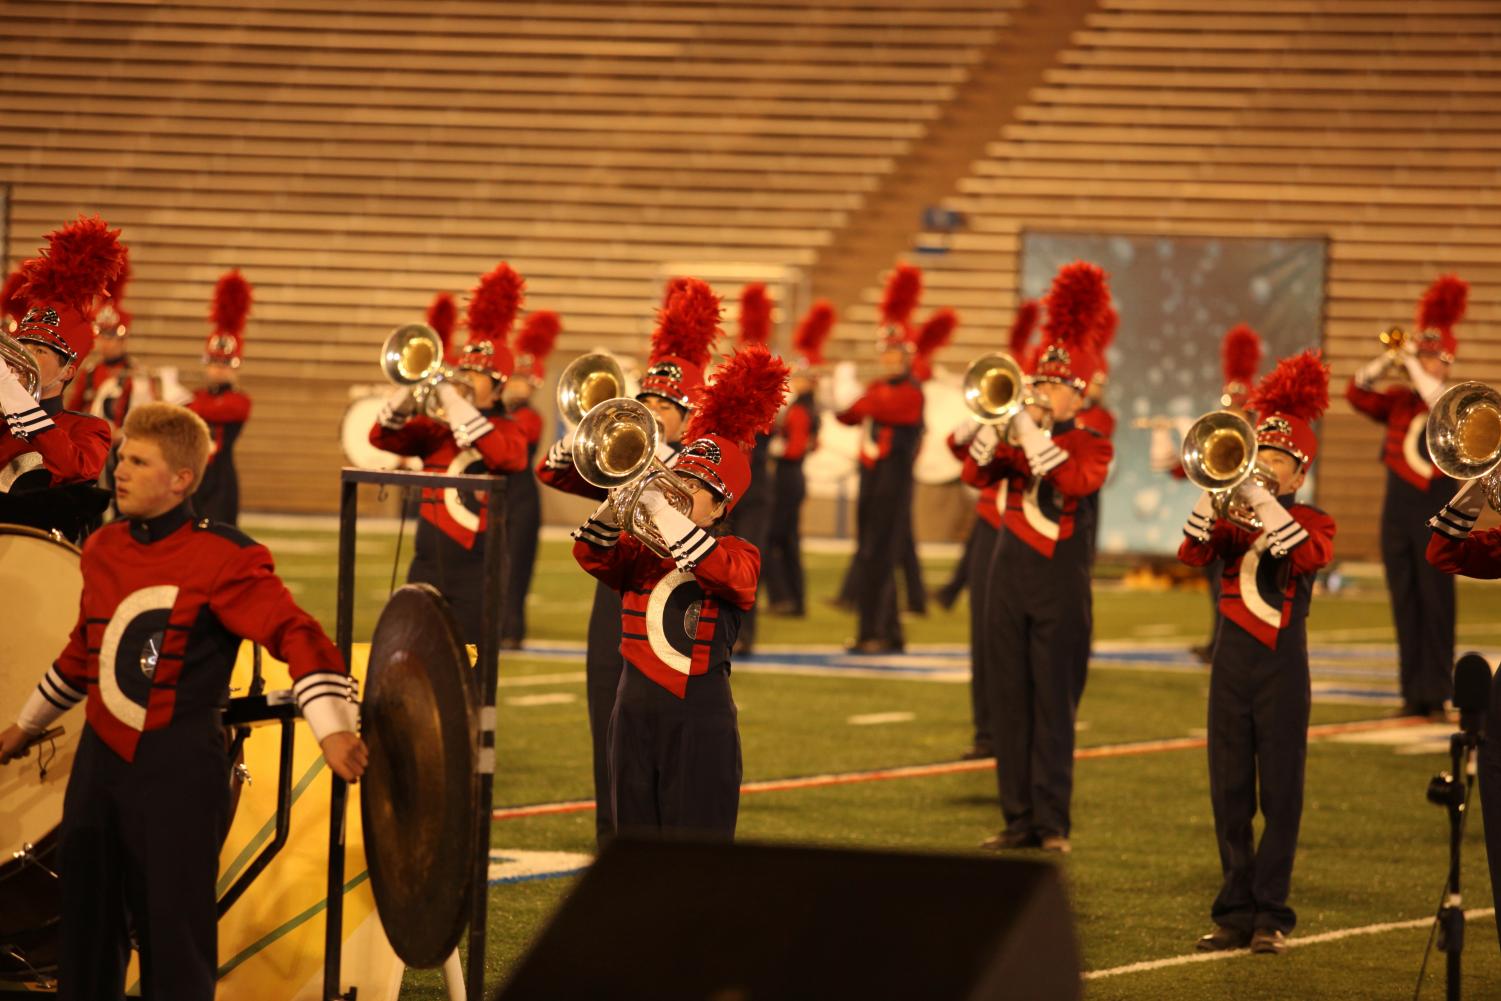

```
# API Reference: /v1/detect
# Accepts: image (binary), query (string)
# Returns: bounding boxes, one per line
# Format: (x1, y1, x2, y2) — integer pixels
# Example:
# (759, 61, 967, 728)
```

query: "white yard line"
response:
(1084, 909, 1495, 980)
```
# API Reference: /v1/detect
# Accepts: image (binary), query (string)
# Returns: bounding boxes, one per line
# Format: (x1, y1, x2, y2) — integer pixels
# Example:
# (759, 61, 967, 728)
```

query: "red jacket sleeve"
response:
(572, 530, 642, 593)
(209, 541, 345, 680)
(1042, 428, 1113, 498)
(33, 412, 111, 483)
(782, 405, 812, 461)
(470, 415, 530, 473)
(1427, 528, 1501, 579)
(369, 416, 448, 458)
(538, 449, 609, 501)
(1345, 379, 1397, 423)
(835, 381, 924, 427)
(690, 536, 760, 610)
(512, 406, 543, 447)
(945, 431, 968, 462)
(189, 389, 252, 424)
(1286, 506, 1336, 575)
(960, 442, 1027, 490)
(1178, 522, 1246, 567)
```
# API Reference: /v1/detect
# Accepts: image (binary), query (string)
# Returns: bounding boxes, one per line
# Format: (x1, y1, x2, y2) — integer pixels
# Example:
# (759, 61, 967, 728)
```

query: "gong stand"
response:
(326, 467, 507, 1001)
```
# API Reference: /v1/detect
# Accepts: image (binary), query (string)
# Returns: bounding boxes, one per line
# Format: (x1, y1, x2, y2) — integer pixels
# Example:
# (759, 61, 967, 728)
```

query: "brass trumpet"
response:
(573, 397, 697, 558)
(557, 352, 626, 428)
(0, 329, 41, 400)
(961, 351, 1051, 434)
(380, 323, 470, 421)
(1427, 381, 1501, 511)
(1180, 409, 1277, 531)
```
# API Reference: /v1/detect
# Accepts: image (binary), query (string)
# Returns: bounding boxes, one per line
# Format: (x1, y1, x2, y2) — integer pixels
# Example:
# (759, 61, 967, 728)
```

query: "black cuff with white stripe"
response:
(572, 516, 620, 548)
(1183, 510, 1213, 543)
(1264, 518, 1309, 558)
(452, 413, 492, 448)
(5, 405, 54, 440)
(545, 440, 573, 470)
(377, 402, 410, 430)
(293, 671, 359, 743)
(38, 663, 86, 713)
(1429, 503, 1478, 541)
(669, 525, 717, 570)
(1027, 443, 1066, 477)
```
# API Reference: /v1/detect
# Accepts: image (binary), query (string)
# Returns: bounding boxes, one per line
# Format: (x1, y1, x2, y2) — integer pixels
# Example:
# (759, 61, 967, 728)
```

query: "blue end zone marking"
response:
(489, 868, 589, 886)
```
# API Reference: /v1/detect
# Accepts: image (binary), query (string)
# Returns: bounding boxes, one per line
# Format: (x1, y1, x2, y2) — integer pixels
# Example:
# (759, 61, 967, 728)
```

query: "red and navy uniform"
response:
(1347, 379, 1457, 711)
(946, 427, 1005, 751)
(763, 392, 818, 616)
(961, 419, 1111, 839)
(572, 511, 758, 839)
(187, 383, 253, 525)
(370, 402, 529, 643)
(1179, 497, 1335, 937)
(0, 394, 112, 540)
(66, 354, 133, 427)
(1073, 403, 1115, 562)
(725, 433, 772, 651)
(501, 402, 543, 646)
(18, 502, 352, 1001)
(835, 374, 924, 648)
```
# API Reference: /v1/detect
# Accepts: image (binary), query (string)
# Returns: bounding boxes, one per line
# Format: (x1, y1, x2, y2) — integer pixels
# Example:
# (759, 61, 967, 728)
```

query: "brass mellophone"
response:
(0, 329, 41, 399)
(379, 322, 471, 421)
(1179, 409, 1277, 531)
(556, 352, 626, 428)
(961, 351, 1052, 432)
(572, 397, 697, 558)
(1428, 381, 1501, 511)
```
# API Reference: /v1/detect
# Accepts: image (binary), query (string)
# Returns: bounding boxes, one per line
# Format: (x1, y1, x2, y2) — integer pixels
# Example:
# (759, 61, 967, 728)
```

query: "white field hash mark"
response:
(847, 712, 916, 726)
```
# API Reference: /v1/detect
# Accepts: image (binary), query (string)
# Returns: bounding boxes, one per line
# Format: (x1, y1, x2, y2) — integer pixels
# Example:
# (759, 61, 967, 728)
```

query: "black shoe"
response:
(1196, 925, 1251, 952)
(960, 743, 995, 761)
(1250, 928, 1288, 955)
(1190, 643, 1213, 665)
(1394, 702, 1425, 718)
(980, 828, 1038, 851)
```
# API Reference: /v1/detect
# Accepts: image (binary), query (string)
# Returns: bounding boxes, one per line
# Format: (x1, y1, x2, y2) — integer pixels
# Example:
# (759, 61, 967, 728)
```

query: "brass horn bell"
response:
(1427, 381, 1501, 511)
(1180, 409, 1276, 531)
(573, 397, 697, 558)
(380, 323, 470, 421)
(557, 352, 626, 428)
(0, 329, 41, 400)
(961, 352, 1026, 426)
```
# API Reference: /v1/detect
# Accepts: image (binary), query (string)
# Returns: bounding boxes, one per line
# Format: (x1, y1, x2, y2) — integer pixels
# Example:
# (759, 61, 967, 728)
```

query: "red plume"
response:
(651, 277, 721, 367)
(1008, 300, 1039, 357)
(1246, 349, 1329, 423)
(661, 276, 693, 308)
(426, 292, 458, 352)
(211, 269, 253, 335)
(738, 282, 774, 348)
(1220, 324, 1262, 385)
(2, 268, 29, 323)
(517, 310, 561, 360)
(685, 345, 791, 448)
(794, 300, 836, 365)
(1416, 274, 1468, 333)
(880, 263, 923, 327)
(1042, 261, 1109, 353)
(17, 215, 127, 316)
(1097, 306, 1119, 350)
(916, 308, 957, 358)
(467, 262, 525, 342)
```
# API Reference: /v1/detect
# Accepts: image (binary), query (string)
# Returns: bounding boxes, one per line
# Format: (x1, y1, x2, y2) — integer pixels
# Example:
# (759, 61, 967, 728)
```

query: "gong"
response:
(360, 584, 477, 969)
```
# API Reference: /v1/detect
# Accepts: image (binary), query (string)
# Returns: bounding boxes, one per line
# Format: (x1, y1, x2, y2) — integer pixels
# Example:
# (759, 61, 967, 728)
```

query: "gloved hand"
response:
(1149, 426, 1179, 472)
(0, 360, 39, 419)
(1354, 353, 1392, 389)
(1401, 354, 1445, 408)
(1449, 477, 1488, 521)
(967, 423, 1000, 465)
(950, 416, 983, 448)
(1012, 411, 1064, 477)
(377, 385, 417, 429)
(654, 439, 677, 463)
(831, 361, 862, 413)
(1182, 490, 1216, 542)
(636, 486, 671, 516)
(157, 366, 193, 406)
(1239, 478, 1306, 554)
(436, 383, 489, 447)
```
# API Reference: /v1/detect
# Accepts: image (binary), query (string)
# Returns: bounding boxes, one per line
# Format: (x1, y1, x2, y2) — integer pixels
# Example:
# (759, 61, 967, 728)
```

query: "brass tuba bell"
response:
(1427, 381, 1501, 510)
(556, 352, 626, 428)
(0, 329, 41, 400)
(573, 397, 697, 558)
(379, 322, 470, 421)
(1180, 409, 1276, 531)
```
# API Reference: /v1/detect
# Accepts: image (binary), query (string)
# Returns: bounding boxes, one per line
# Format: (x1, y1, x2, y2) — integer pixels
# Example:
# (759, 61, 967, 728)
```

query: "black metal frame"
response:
(325, 467, 506, 1001)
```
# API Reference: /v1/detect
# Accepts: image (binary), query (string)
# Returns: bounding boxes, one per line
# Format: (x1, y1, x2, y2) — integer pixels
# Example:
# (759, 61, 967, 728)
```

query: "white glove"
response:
(1240, 480, 1305, 554)
(562, 425, 577, 452)
(1183, 490, 1216, 542)
(377, 386, 416, 429)
(1431, 478, 1487, 541)
(636, 485, 671, 515)
(157, 366, 192, 406)
(768, 435, 787, 458)
(129, 373, 155, 407)
(1012, 411, 1065, 477)
(950, 416, 982, 448)
(831, 361, 862, 413)
(1401, 355, 1445, 408)
(436, 383, 490, 447)
(967, 423, 1000, 465)
(1354, 354, 1391, 389)
(654, 440, 677, 463)
(0, 361, 36, 418)
(1149, 426, 1179, 473)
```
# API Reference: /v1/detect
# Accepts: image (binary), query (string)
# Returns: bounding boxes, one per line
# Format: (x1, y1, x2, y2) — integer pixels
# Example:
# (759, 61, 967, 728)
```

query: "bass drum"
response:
(914, 376, 970, 486)
(342, 392, 413, 471)
(0, 525, 84, 980)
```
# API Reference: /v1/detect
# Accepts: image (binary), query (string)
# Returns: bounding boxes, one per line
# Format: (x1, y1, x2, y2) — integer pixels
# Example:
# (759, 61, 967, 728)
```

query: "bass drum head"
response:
(0, 525, 84, 977)
(342, 394, 403, 470)
(914, 376, 969, 486)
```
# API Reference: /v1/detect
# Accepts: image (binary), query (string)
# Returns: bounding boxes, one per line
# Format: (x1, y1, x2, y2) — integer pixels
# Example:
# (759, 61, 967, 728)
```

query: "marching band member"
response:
(499, 309, 560, 649)
(1347, 275, 1468, 717)
(538, 278, 721, 842)
(946, 299, 1038, 760)
(0, 402, 365, 1001)
(764, 300, 835, 617)
(0, 216, 123, 538)
(1150, 323, 1263, 662)
(1180, 351, 1335, 956)
(964, 261, 1113, 854)
(834, 264, 926, 652)
(727, 282, 775, 654)
(370, 263, 531, 643)
(572, 345, 789, 839)
(66, 254, 134, 428)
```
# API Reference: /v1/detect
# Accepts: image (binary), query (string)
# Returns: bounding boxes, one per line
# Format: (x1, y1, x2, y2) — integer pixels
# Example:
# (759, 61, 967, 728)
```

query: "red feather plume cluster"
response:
(1416, 274, 1468, 333)
(1220, 324, 1262, 385)
(17, 215, 128, 315)
(793, 300, 836, 365)
(738, 283, 773, 348)
(211, 269, 253, 335)
(661, 276, 693, 308)
(685, 345, 790, 448)
(467, 263, 525, 342)
(517, 310, 561, 360)
(916, 307, 957, 358)
(880, 263, 922, 327)
(426, 292, 458, 349)
(1246, 349, 1329, 423)
(652, 277, 721, 367)
(2, 268, 28, 322)
(1007, 300, 1039, 357)
(1041, 261, 1109, 353)
(1097, 306, 1119, 350)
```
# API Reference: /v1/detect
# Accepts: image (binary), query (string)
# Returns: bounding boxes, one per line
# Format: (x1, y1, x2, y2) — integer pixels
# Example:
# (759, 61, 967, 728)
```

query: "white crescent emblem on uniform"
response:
(0, 452, 45, 493)
(1021, 479, 1060, 541)
(1238, 537, 1282, 629)
(98, 584, 180, 732)
(443, 448, 486, 532)
(1402, 412, 1433, 481)
(646, 568, 704, 675)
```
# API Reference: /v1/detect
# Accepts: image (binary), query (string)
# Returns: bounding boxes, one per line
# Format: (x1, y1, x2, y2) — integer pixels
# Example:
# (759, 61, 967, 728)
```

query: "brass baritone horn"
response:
(557, 352, 626, 428)
(380, 322, 470, 421)
(1180, 409, 1276, 531)
(1427, 381, 1501, 511)
(962, 352, 1026, 425)
(0, 329, 41, 400)
(573, 397, 697, 558)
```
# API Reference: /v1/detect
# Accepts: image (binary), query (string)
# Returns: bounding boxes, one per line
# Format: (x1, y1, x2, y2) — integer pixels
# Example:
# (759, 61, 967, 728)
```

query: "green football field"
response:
(256, 520, 1501, 1000)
